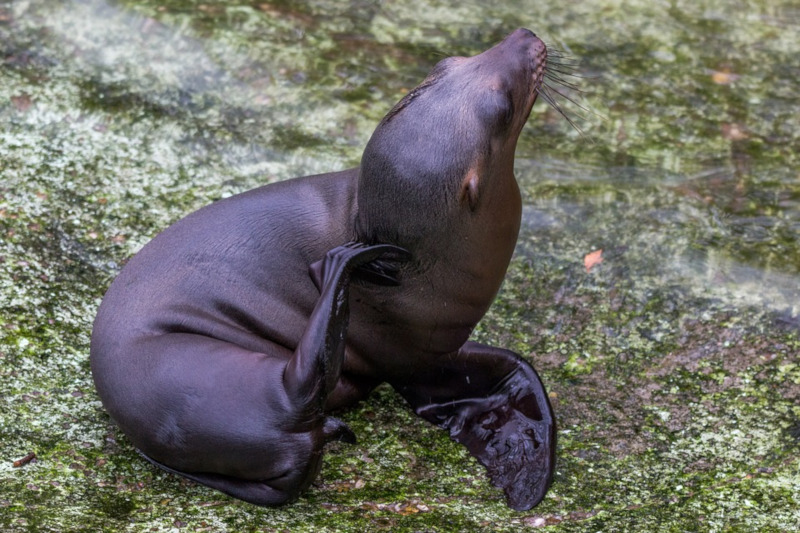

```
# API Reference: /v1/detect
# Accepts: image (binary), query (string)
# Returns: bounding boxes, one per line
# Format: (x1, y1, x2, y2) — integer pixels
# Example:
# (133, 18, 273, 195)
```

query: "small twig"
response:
(13, 452, 36, 467)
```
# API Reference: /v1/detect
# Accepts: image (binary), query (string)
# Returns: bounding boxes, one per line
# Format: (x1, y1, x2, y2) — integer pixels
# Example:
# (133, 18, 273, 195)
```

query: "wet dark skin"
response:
(91, 28, 555, 511)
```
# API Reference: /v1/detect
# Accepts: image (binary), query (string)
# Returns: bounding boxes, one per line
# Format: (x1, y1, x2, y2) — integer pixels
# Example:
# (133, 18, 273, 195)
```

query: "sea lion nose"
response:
(511, 28, 537, 40)
(499, 28, 546, 57)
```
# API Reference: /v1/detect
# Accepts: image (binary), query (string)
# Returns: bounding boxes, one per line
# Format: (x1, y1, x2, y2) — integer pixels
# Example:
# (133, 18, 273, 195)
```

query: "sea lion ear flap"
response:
(459, 167, 480, 210)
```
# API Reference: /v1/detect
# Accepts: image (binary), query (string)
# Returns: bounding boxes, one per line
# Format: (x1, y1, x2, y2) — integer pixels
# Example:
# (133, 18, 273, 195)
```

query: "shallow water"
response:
(1, 0, 799, 531)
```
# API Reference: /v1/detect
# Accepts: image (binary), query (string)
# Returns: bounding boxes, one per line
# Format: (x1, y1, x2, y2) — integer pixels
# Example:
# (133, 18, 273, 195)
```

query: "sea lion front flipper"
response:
(309, 243, 410, 290)
(393, 341, 556, 511)
(287, 242, 409, 415)
(351, 245, 411, 286)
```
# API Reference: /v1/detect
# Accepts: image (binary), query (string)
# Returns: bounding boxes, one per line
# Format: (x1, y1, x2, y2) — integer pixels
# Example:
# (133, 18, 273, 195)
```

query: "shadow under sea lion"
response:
(91, 27, 556, 511)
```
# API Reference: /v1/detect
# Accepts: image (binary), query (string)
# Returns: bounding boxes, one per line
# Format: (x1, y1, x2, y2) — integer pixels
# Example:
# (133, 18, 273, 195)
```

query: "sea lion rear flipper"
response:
(394, 341, 556, 511)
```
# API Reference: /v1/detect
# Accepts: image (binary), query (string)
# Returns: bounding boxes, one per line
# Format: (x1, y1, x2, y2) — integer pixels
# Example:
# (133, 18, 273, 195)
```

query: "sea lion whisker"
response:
(541, 58, 606, 130)
(541, 80, 589, 114)
(545, 56, 579, 68)
(543, 51, 583, 84)
(542, 48, 584, 85)
(539, 85, 585, 135)
(545, 59, 582, 72)
(544, 46, 581, 65)
(543, 72, 582, 93)
(538, 47, 588, 132)
(543, 59, 580, 73)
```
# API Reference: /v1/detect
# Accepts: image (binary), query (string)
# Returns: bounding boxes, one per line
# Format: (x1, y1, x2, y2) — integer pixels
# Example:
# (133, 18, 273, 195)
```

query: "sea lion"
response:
(91, 27, 555, 511)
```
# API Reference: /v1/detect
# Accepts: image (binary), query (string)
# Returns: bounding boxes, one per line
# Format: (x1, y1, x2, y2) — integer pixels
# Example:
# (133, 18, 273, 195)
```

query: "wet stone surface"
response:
(1, 0, 799, 531)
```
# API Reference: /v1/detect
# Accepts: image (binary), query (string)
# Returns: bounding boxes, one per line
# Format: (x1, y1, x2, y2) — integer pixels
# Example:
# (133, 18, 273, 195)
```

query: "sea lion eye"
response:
(478, 89, 514, 131)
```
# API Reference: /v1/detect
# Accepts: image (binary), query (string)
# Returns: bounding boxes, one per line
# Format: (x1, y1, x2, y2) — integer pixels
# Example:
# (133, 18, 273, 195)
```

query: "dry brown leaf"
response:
(721, 123, 748, 141)
(584, 249, 603, 272)
(710, 70, 739, 85)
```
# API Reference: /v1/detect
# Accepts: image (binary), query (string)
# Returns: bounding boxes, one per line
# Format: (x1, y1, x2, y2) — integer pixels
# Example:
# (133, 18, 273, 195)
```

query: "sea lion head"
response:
(356, 28, 547, 254)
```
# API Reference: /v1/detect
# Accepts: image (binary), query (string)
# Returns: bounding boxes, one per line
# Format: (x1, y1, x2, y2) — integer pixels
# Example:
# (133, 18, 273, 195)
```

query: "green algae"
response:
(2, 0, 799, 531)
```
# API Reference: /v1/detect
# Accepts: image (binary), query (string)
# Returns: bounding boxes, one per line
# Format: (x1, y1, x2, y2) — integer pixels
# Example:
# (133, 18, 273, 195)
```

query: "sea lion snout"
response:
(504, 27, 544, 50)
(491, 27, 545, 58)
(475, 28, 547, 111)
